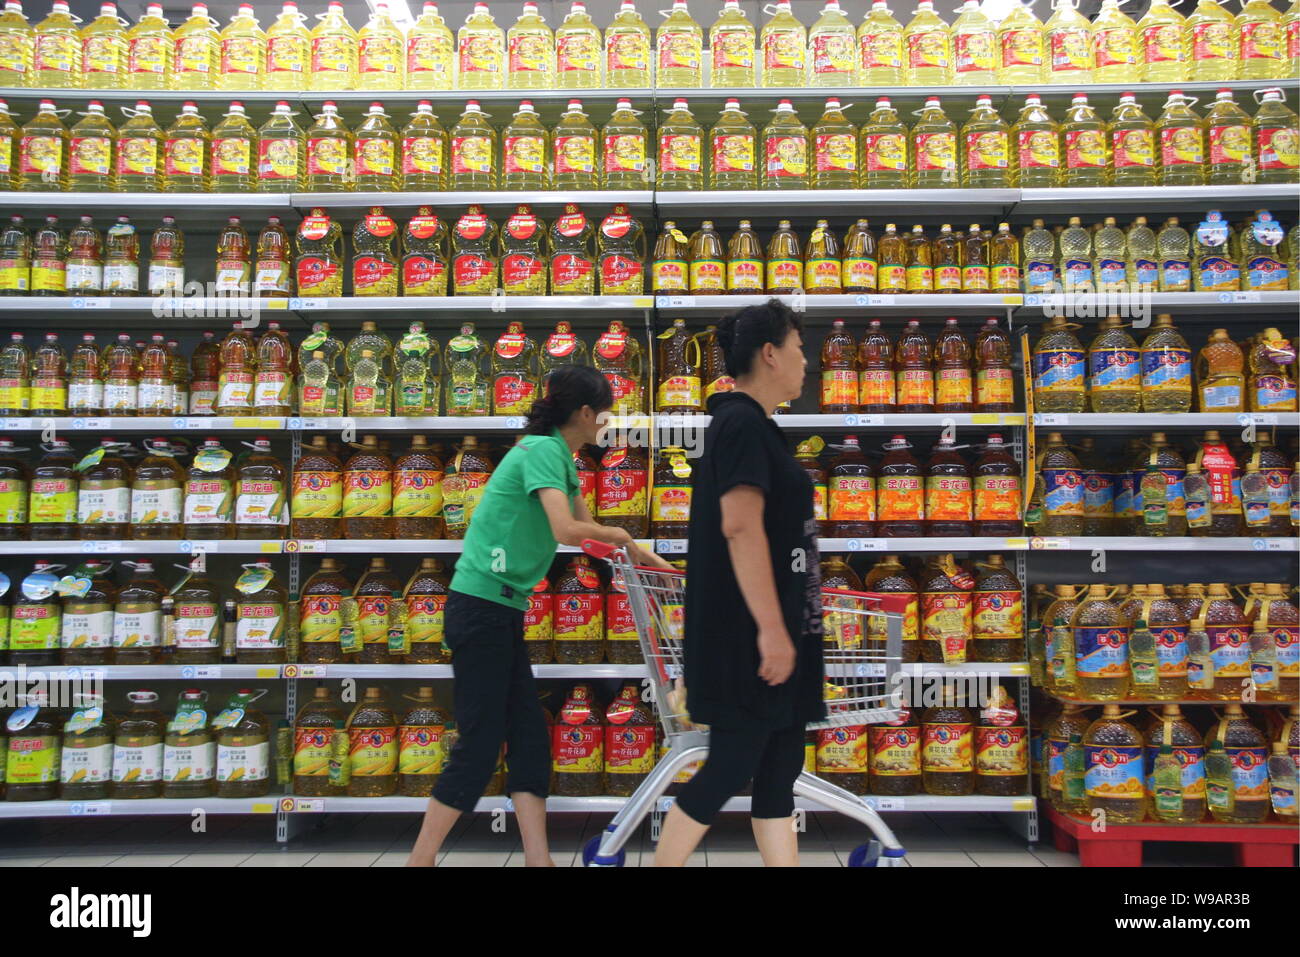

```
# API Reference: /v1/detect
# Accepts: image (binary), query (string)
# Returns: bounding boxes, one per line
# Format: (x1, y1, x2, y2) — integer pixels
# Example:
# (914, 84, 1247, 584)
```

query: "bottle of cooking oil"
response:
(171, 2, 219, 90)
(961, 94, 1011, 189)
(293, 686, 344, 795)
(501, 100, 548, 190)
(904, 0, 952, 85)
(1193, 210, 1240, 292)
(114, 99, 163, 192)
(1253, 87, 1300, 184)
(265, 1, 308, 91)
(0, 0, 33, 89)
(762, 99, 808, 190)
(1155, 92, 1206, 186)
(346, 686, 397, 797)
(861, 97, 908, 189)
(1108, 94, 1155, 187)
(1092, 0, 1138, 83)
(352, 104, 398, 192)
(1062, 93, 1109, 187)
(81, 2, 127, 89)
(1140, 315, 1193, 412)
(1156, 216, 1192, 292)
(707, 98, 755, 190)
(1058, 215, 1093, 293)
(710, 0, 754, 88)
(606, 0, 650, 87)
(33, 0, 80, 88)
(213, 688, 270, 796)
(309, 0, 358, 92)
(912, 96, 957, 188)
(1045, 0, 1094, 83)
(1145, 705, 1205, 822)
(450, 100, 496, 191)
(232, 563, 287, 663)
(19, 99, 68, 192)
(304, 101, 352, 192)
(808, 0, 855, 86)
(1089, 316, 1141, 413)
(161, 102, 208, 192)
(1093, 217, 1128, 294)
(553, 1, 601, 89)
(657, 0, 702, 87)
(507, 1, 554, 90)
(1186, 0, 1238, 80)
(811, 97, 856, 190)
(1124, 216, 1158, 292)
(69, 101, 116, 192)
(1036, 432, 1085, 534)
(1139, 0, 1188, 81)
(1013, 94, 1061, 188)
(856, 1, 902, 85)
(922, 688, 974, 795)
(1082, 705, 1146, 821)
(357, 1, 403, 91)
(1031, 317, 1085, 413)
(997, 0, 1044, 84)
(1046, 704, 1090, 811)
(1199, 89, 1251, 185)
(256, 100, 303, 192)
(1022, 218, 1056, 294)
(1287, 0, 1300, 79)
(210, 102, 255, 192)
(658, 97, 702, 191)
(218, 4, 265, 91)
(1205, 703, 1269, 822)
(1074, 584, 1130, 700)
(458, 2, 504, 89)
(1239, 211, 1289, 291)
(942, 2, 989, 87)
(403, 2, 453, 90)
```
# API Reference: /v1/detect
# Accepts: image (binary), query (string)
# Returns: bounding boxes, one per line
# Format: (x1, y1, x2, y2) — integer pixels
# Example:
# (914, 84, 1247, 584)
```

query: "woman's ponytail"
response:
(526, 365, 613, 434)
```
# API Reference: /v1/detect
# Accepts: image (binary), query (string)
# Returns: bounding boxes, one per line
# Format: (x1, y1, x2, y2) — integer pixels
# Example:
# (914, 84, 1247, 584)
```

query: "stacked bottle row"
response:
(1031, 429, 1297, 539)
(1042, 701, 1297, 825)
(3, 686, 283, 802)
(1028, 578, 1298, 702)
(818, 551, 1025, 665)
(0, 208, 650, 298)
(1032, 317, 1298, 415)
(5, 0, 1297, 93)
(0, 556, 288, 666)
(653, 90, 1300, 192)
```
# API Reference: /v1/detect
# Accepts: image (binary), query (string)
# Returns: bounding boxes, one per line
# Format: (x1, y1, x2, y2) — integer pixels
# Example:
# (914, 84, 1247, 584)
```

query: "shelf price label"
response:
(840, 415, 883, 427)
(872, 797, 905, 811)
(75, 297, 110, 309)
(655, 539, 687, 554)
(70, 801, 112, 815)
(1253, 539, 1290, 552)
(845, 539, 885, 551)
(1239, 413, 1279, 426)
(865, 295, 895, 306)
(1034, 414, 1068, 425)
(1220, 291, 1261, 303)
(292, 798, 324, 812)
(1029, 537, 1070, 550)
(656, 296, 694, 308)
(178, 666, 222, 679)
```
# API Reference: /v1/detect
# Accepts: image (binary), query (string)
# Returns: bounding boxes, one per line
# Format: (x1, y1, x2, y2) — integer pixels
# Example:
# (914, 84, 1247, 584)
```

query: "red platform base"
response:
(1045, 806, 1299, 867)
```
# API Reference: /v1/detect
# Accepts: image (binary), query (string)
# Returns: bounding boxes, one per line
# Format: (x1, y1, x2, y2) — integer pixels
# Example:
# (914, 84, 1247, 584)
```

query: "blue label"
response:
(1134, 259, 1158, 286)
(1154, 624, 1189, 674)
(1143, 743, 1205, 795)
(1114, 471, 1134, 518)
(1161, 259, 1191, 288)
(1090, 348, 1141, 391)
(1084, 743, 1143, 798)
(1255, 375, 1298, 411)
(1047, 738, 1068, 791)
(1083, 470, 1115, 517)
(1130, 468, 1186, 516)
(1186, 499, 1210, 524)
(1198, 256, 1240, 290)
(1026, 260, 1056, 289)
(1098, 259, 1127, 285)
(1246, 256, 1287, 289)
(1141, 348, 1192, 392)
(1033, 349, 1085, 392)
(1227, 745, 1269, 798)
(1064, 259, 1093, 288)
(1043, 468, 1085, 516)
(1075, 624, 1130, 678)
(1264, 468, 1291, 512)
(1274, 626, 1298, 673)
(1208, 624, 1251, 677)
(1201, 384, 1242, 409)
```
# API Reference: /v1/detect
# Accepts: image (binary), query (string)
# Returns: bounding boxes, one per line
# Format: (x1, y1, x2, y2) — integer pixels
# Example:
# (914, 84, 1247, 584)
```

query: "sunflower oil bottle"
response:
(606, 0, 650, 87)
(450, 100, 496, 190)
(1035, 432, 1084, 534)
(1108, 93, 1156, 187)
(904, 0, 952, 85)
(115, 100, 163, 192)
(1092, 0, 1138, 83)
(760, 0, 805, 86)
(501, 100, 548, 190)
(855, 1, 901, 85)
(808, 0, 855, 87)
(1204, 88, 1252, 184)
(1013, 94, 1061, 188)
(1205, 704, 1269, 823)
(1062, 93, 1109, 187)
(1186, 0, 1237, 80)
(1239, 211, 1289, 291)
(554, 1, 600, 89)
(1141, 315, 1193, 412)
(0, 0, 33, 88)
(171, 3, 219, 90)
(762, 99, 808, 189)
(950, 0, 994, 87)
(356, 1, 404, 91)
(1139, 0, 1188, 80)
(997, 0, 1044, 84)
(710, 0, 754, 87)
(1093, 217, 1128, 294)
(163, 102, 209, 192)
(217, 4, 264, 91)
(305, 101, 351, 192)
(1083, 705, 1146, 821)
(912, 96, 957, 188)
(80, 2, 127, 89)
(811, 97, 856, 189)
(1254, 88, 1300, 184)
(309, 0, 358, 92)
(506, 1, 553, 90)
(962, 94, 1011, 189)
(1235, 0, 1283, 78)
(210, 102, 255, 192)
(1088, 316, 1141, 412)
(602, 97, 648, 188)
(1155, 92, 1206, 185)
(1156, 216, 1192, 291)
(657, 0, 702, 87)
(69, 101, 116, 191)
(264, 1, 308, 90)
(34, 0, 80, 88)
(1045, 0, 1094, 83)
(862, 97, 908, 189)
(19, 98, 67, 191)
(658, 97, 702, 191)
(1193, 210, 1239, 292)
(707, 97, 755, 189)
(353, 103, 398, 192)
(552, 99, 597, 190)
(1126, 216, 1158, 291)
(257, 100, 303, 191)
(404, 2, 453, 89)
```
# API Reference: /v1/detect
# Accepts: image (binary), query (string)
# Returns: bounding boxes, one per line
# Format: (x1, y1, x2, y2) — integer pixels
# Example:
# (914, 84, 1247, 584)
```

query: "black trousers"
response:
(431, 590, 551, 813)
(674, 722, 806, 826)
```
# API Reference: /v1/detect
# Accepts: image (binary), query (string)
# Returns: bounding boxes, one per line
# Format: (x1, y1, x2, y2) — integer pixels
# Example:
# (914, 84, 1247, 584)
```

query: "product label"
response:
(61, 606, 114, 650)
(174, 601, 220, 650)
(914, 132, 956, 173)
(1065, 129, 1107, 169)
(976, 725, 1027, 776)
(935, 367, 972, 406)
(1142, 24, 1183, 64)
(1050, 28, 1092, 72)
(1001, 29, 1044, 66)
(1207, 624, 1250, 680)
(406, 593, 446, 651)
(1075, 625, 1130, 679)
(258, 137, 299, 181)
(864, 133, 907, 172)
(1018, 129, 1060, 170)
(816, 725, 868, 774)
(1084, 743, 1143, 799)
(1257, 126, 1300, 171)
(811, 33, 854, 76)
(844, 258, 877, 291)
(349, 726, 397, 778)
(128, 35, 168, 76)
(20, 135, 62, 178)
(965, 130, 1008, 170)
(503, 135, 545, 176)
(765, 135, 807, 179)
(829, 474, 875, 523)
(1209, 124, 1250, 167)
(236, 602, 284, 650)
(235, 478, 287, 526)
(896, 368, 933, 407)
(877, 475, 923, 522)
(112, 740, 163, 783)
(1141, 348, 1192, 394)
(266, 35, 306, 74)
(1090, 347, 1141, 394)
(1225, 745, 1270, 805)
(553, 723, 602, 773)
(70, 136, 111, 176)
(1043, 468, 1085, 517)
(659, 133, 701, 173)
(974, 590, 1023, 639)
(597, 467, 648, 519)
(182, 477, 232, 525)
(975, 475, 1020, 521)
(342, 470, 391, 518)
(922, 723, 973, 772)
(976, 367, 1014, 407)
(954, 30, 995, 74)
(868, 725, 919, 776)
(925, 475, 971, 522)
(78, 484, 130, 526)
(603, 134, 646, 177)
(1160, 126, 1203, 168)
(1112, 128, 1154, 168)
(112, 602, 162, 650)
(128, 481, 182, 526)
(814, 133, 856, 174)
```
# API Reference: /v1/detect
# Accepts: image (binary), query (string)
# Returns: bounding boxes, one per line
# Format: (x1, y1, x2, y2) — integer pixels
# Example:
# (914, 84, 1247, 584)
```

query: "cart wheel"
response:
(582, 834, 626, 868)
(847, 841, 882, 868)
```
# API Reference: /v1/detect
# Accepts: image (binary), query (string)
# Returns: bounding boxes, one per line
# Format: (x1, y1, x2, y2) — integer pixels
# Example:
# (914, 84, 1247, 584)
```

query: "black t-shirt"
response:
(683, 391, 825, 732)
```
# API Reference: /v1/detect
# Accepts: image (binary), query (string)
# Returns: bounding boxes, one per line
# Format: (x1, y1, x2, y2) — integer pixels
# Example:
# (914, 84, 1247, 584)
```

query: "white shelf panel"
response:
(1025, 536, 1298, 552)
(1032, 412, 1299, 429)
(656, 293, 1021, 313)
(1017, 184, 1300, 212)
(898, 662, 1029, 678)
(1019, 291, 1299, 319)
(0, 797, 280, 818)
(282, 663, 647, 679)
(653, 188, 1019, 213)
(1, 664, 283, 681)
(293, 190, 654, 212)
(0, 539, 283, 555)
(817, 537, 1028, 552)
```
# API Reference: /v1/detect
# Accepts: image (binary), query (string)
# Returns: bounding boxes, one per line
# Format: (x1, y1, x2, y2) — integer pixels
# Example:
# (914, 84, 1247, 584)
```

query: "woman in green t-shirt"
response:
(408, 365, 668, 867)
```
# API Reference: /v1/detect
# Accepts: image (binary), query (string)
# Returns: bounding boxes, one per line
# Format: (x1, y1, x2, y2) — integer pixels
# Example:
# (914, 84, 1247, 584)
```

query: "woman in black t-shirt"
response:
(655, 299, 825, 868)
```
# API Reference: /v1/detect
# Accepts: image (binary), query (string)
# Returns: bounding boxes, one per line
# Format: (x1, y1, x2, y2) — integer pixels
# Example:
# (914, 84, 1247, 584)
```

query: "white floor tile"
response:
(238, 852, 321, 867)
(968, 851, 1047, 867)
(172, 852, 255, 867)
(42, 855, 122, 867)
(901, 851, 978, 867)
(303, 851, 383, 867)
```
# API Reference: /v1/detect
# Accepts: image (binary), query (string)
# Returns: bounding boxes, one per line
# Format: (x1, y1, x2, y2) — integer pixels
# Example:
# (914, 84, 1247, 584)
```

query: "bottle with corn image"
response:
(163, 688, 215, 798)
(215, 688, 271, 798)
(111, 689, 165, 798)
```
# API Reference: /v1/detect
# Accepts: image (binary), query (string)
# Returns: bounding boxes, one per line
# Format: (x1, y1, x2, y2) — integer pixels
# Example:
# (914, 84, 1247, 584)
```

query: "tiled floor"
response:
(0, 811, 1241, 866)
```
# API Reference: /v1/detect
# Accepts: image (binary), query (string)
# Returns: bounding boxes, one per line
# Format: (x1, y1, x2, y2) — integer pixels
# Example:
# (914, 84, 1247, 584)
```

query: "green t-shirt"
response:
(451, 430, 578, 611)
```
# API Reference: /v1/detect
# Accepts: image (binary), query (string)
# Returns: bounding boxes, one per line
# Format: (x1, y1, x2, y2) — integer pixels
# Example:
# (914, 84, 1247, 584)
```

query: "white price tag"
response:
(656, 296, 694, 308)
(1029, 537, 1070, 550)
(1034, 414, 1068, 425)
(1024, 294, 1041, 306)
(1231, 291, 1261, 303)
(82, 418, 110, 430)
(195, 666, 222, 678)
(845, 539, 885, 551)
(298, 540, 328, 553)
(855, 663, 886, 677)
(2, 419, 27, 430)
(295, 799, 324, 812)
(1256, 539, 1289, 552)
(74, 801, 112, 815)
(298, 299, 328, 309)
(659, 797, 676, 812)
(1247, 413, 1279, 425)
(188, 541, 219, 554)
(92, 541, 122, 553)
(81, 298, 110, 309)
(298, 665, 328, 678)
(874, 797, 905, 811)
(868, 295, 896, 306)
(655, 539, 687, 554)
(503, 417, 526, 430)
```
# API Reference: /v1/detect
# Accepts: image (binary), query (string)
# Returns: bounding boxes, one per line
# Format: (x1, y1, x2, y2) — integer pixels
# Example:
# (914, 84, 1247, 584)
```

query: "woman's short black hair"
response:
(526, 364, 613, 434)
(715, 298, 803, 378)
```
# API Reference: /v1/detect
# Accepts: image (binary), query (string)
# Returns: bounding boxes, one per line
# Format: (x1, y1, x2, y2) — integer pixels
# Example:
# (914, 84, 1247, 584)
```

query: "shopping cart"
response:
(580, 540, 909, 868)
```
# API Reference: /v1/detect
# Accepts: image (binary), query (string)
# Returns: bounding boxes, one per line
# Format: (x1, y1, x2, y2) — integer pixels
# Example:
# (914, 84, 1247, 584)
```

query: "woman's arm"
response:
(537, 488, 673, 569)
(720, 485, 796, 686)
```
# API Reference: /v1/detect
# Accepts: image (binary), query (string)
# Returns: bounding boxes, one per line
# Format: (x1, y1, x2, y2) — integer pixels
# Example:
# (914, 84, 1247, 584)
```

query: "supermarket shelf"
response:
(0, 192, 294, 226)
(653, 188, 1019, 215)
(1046, 693, 1296, 707)
(267, 295, 655, 313)
(0, 797, 280, 818)
(282, 663, 647, 679)
(0, 664, 283, 681)
(290, 415, 530, 432)
(0, 540, 283, 555)
(1023, 536, 1298, 552)
(286, 539, 652, 554)
(650, 412, 1026, 430)
(656, 293, 1021, 314)
(292, 191, 654, 214)
(0, 415, 666, 433)
(899, 662, 1029, 678)
(1032, 412, 1300, 429)
(0, 416, 287, 432)
(1016, 184, 1300, 213)
(1017, 291, 1300, 320)
(814, 537, 1028, 553)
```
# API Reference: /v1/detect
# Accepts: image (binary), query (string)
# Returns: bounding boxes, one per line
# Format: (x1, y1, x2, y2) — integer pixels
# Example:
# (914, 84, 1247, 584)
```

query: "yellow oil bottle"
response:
(357, 1, 404, 91)
(265, 1, 309, 91)
(218, 4, 265, 92)
(80, 2, 128, 90)
(309, 0, 358, 92)
(171, 2, 219, 91)
(1083, 704, 1147, 823)
(1073, 583, 1130, 701)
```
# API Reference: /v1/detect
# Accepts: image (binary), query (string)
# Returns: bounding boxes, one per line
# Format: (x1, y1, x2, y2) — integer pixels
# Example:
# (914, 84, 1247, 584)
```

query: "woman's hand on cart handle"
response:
(757, 624, 797, 686)
(628, 541, 675, 571)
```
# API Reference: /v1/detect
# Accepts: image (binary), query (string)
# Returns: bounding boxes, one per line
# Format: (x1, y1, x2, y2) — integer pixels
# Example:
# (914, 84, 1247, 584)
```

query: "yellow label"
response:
(348, 726, 397, 776)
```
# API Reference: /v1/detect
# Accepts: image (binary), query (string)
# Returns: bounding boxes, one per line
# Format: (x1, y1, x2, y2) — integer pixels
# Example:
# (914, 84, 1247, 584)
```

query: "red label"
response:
(1192, 21, 1232, 62)
(493, 374, 537, 413)
(352, 255, 395, 290)
(258, 138, 298, 180)
(765, 135, 807, 178)
(1160, 126, 1203, 168)
(914, 132, 956, 172)
(354, 138, 395, 178)
(451, 136, 493, 175)
(601, 254, 641, 289)
(402, 136, 443, 176)
(504, 135, 546, 175)
(554, 135, 595, 175)
(1258, 126, 1299, 171)
(402, 255, 445, 291)
(864, 133, 907, 172)
(453, 253, 494, 288)
(70, 136, 111, 176)
(597, 467, 648, 516)
(296, 255, 338, 291)
(1018, 129, 1061, 169)
(551, 253, 594, 290)
(1209, 124, 1250, 166)
(1112, 128, 1154, 168)
(1049, 29, 1092, 72)
(212, 137, 251, 176)
(1065, 129, 1107, 169)
(964, 130, 1008, 170)
(502, 253, 545, 289)
(554, 593, 600, 638)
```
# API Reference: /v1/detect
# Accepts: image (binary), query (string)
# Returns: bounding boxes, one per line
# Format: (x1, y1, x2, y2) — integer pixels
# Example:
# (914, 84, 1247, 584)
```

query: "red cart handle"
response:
(581, 539, 620, 559)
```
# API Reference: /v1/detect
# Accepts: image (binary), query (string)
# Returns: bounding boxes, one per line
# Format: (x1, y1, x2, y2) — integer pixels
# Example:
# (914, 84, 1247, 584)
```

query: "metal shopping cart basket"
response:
(580, 540, 908, 868)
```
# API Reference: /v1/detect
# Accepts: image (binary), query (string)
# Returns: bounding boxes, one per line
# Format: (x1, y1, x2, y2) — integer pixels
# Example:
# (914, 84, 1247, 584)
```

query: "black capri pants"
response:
(674, 722, 806, 826)
(431, 590, 551, 813)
